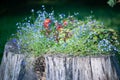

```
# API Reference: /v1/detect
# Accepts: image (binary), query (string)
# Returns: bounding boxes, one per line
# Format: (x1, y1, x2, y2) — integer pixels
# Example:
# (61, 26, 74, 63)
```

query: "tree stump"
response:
(45, 54, 120, 80)
(0, 39, 38, 80)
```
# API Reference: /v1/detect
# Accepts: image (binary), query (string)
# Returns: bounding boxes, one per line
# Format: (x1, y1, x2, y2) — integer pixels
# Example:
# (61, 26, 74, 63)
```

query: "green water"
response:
(0, 5, 120, 62)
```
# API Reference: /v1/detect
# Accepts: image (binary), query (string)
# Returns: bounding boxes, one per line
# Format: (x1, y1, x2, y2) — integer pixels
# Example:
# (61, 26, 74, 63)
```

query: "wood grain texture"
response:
(0, 40, 37, 80)
(45, 54, 120, 80)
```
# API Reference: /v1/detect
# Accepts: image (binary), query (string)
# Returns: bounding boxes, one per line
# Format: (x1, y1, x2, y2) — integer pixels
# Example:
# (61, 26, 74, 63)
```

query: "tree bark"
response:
(0, 39, 37, 80)
(45, 54, 120, 80)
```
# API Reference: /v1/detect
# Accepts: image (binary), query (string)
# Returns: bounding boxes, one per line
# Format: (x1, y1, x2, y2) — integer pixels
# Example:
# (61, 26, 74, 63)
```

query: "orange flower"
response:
(43, 18, 51, 29)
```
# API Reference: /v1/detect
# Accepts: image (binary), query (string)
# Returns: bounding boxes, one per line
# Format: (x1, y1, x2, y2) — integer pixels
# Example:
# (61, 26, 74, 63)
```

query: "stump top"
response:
(44, 53, 115, 58)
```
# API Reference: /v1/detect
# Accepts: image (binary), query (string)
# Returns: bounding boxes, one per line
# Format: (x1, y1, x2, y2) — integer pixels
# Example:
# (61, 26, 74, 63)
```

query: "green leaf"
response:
(107, 0, 117, 7)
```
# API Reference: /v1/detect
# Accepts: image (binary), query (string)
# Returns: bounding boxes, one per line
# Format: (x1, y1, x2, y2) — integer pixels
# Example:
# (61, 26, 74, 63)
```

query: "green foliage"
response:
(14, 7, 120, 56)
(49, 19, 120, 56)
(107, 0, 117, 7)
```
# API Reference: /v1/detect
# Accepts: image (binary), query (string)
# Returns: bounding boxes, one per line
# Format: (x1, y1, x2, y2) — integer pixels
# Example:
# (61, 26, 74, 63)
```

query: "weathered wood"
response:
(45, 54, 120, 80)
(0, 39, 38, 80)
(1, 39, 120, 80)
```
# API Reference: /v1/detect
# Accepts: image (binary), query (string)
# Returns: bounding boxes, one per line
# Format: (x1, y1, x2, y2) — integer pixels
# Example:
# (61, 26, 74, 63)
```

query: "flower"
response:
(55, 23, 63, 31)
(63, 20, 68, 26)
(12, 38, 17, 43)
(31, 9, 34, 13)
(43, 18, 51, 29)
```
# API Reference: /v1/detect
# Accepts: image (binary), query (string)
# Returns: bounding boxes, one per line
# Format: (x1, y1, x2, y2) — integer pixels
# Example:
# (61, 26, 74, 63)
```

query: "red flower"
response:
(43, 18, 51, 29)
(57, 26, 62, 31)
(55, 23, 63, 31)
(63, 20, 68, 26)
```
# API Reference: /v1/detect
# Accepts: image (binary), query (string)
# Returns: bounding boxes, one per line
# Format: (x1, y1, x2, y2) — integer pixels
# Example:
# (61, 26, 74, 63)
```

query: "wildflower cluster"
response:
(14, 5, 120, 56)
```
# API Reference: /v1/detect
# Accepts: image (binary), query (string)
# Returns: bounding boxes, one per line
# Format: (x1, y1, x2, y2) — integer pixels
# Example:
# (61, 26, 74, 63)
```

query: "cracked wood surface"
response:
(45, 54, 120, 80)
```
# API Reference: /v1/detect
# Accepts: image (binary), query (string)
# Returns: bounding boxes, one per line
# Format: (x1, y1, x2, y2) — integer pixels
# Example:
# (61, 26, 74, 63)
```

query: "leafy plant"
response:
(13, 5, 120, 56)
(107, 0, 120, 7)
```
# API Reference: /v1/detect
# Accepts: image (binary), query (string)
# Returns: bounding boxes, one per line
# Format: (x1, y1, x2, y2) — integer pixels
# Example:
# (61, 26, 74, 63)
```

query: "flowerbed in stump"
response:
(12, 5, 120, 57)
(5, 5, 120, 80)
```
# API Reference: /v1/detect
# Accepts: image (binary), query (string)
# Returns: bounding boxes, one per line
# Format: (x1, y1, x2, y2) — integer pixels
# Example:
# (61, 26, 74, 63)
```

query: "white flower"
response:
(31, 9, 34, 13)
